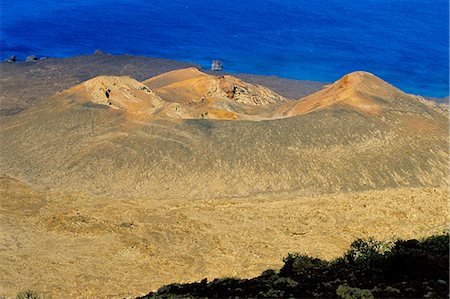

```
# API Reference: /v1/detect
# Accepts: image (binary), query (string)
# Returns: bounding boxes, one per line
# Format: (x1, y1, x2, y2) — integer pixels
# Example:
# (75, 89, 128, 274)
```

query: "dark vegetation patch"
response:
(138, 233, 449, 298)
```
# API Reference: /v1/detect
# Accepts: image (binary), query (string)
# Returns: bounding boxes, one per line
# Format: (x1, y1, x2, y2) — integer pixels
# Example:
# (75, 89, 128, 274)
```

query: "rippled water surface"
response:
(1, 0, 448, 96)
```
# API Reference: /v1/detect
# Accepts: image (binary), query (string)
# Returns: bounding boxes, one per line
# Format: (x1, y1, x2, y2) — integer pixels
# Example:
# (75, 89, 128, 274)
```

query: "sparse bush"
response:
(140, 233, 449, 299)
(280, 253, 327, 277)
(343, 238, 393, 264)
(336, 284, 374, 299)
(260, 288, 284, 297)
(260, 269, 277, 277)
(384, 233, 449, 281)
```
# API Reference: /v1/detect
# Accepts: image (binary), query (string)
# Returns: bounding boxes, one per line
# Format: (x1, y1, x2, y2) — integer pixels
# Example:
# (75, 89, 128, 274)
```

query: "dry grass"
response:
(0, 176, 447, 298)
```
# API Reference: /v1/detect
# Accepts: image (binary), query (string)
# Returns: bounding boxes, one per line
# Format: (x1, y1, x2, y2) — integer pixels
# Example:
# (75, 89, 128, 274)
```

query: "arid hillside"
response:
(0, 54, 323, 116)
(0, 68, 447, 199)
(283, 71, 448, 116)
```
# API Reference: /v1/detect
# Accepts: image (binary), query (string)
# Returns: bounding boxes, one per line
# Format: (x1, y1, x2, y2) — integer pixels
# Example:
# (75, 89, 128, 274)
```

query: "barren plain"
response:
(1, 176, 447, 298)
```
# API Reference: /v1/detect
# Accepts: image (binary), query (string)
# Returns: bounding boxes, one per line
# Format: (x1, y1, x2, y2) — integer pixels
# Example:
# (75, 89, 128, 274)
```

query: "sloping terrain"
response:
(0, 55, 324, 116)
(0, 69, 447, 199)
(282, 71, 447, 117)
(144, 68, 290, 106)
(61, 76, 165, 114)
(0, 55, 197, 116)
(0, 64, 448, 298)
(143, 68, 292, 120)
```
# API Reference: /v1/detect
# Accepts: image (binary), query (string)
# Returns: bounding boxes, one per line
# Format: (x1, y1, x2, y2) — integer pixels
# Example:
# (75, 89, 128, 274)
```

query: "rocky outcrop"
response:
(59, 75, 165, 115)
(93, 49, 110, 56)
(26, 55, 38, 62)
(143, 68, 292, 120)
(4, 55, 16, 63)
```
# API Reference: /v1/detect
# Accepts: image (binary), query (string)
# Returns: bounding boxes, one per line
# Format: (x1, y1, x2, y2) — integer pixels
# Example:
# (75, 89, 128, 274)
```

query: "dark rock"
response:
(26, 55, 38, 62)
(5, 55, 16, 63)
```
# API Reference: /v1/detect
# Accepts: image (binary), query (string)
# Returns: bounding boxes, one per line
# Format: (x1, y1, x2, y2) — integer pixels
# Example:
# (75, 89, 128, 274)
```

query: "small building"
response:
(211, 60, 223, 71)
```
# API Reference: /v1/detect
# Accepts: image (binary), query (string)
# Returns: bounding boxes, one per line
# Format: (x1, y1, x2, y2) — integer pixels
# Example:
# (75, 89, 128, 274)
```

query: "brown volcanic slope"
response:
(0, 54, 324, 116)
(30, 69, 292, 122)
(144, 67, 290, 105)
(143, 68, 291, 120)
(0, 70, 447, 199)
(62, 75, 165, 115)
(0, 55, 197, 116)
(282, 71, 448, 116)
(0, 68, 448, 298)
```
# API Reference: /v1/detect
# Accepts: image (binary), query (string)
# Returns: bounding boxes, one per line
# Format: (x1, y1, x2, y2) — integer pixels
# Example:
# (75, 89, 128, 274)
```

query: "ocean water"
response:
(0, 0, 448, 97)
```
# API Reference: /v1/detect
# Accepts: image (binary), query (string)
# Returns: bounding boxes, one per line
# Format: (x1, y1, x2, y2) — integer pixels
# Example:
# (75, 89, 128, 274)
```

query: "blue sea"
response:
(1, 0, 448, 97)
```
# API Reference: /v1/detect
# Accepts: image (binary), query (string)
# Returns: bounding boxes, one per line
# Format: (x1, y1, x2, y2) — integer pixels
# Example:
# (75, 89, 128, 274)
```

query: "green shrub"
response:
(280, 253, 327, 277)
(384, 233, 449, 281)
(336, 284, 374, 299)
(260, 288, 285, 297)
(343, 238, 393, 264)
(260, 269, 277, 277)
(415, 232, 449, 252)
(143, 233, 449, 299)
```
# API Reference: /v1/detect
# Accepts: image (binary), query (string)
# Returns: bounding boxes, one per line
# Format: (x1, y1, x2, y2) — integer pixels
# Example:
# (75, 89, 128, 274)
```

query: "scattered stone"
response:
(26, 55, 38, 62)
(211, 59, 222, 71)
(120, 222, 133, 228)
(5, 55, 16, 63)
